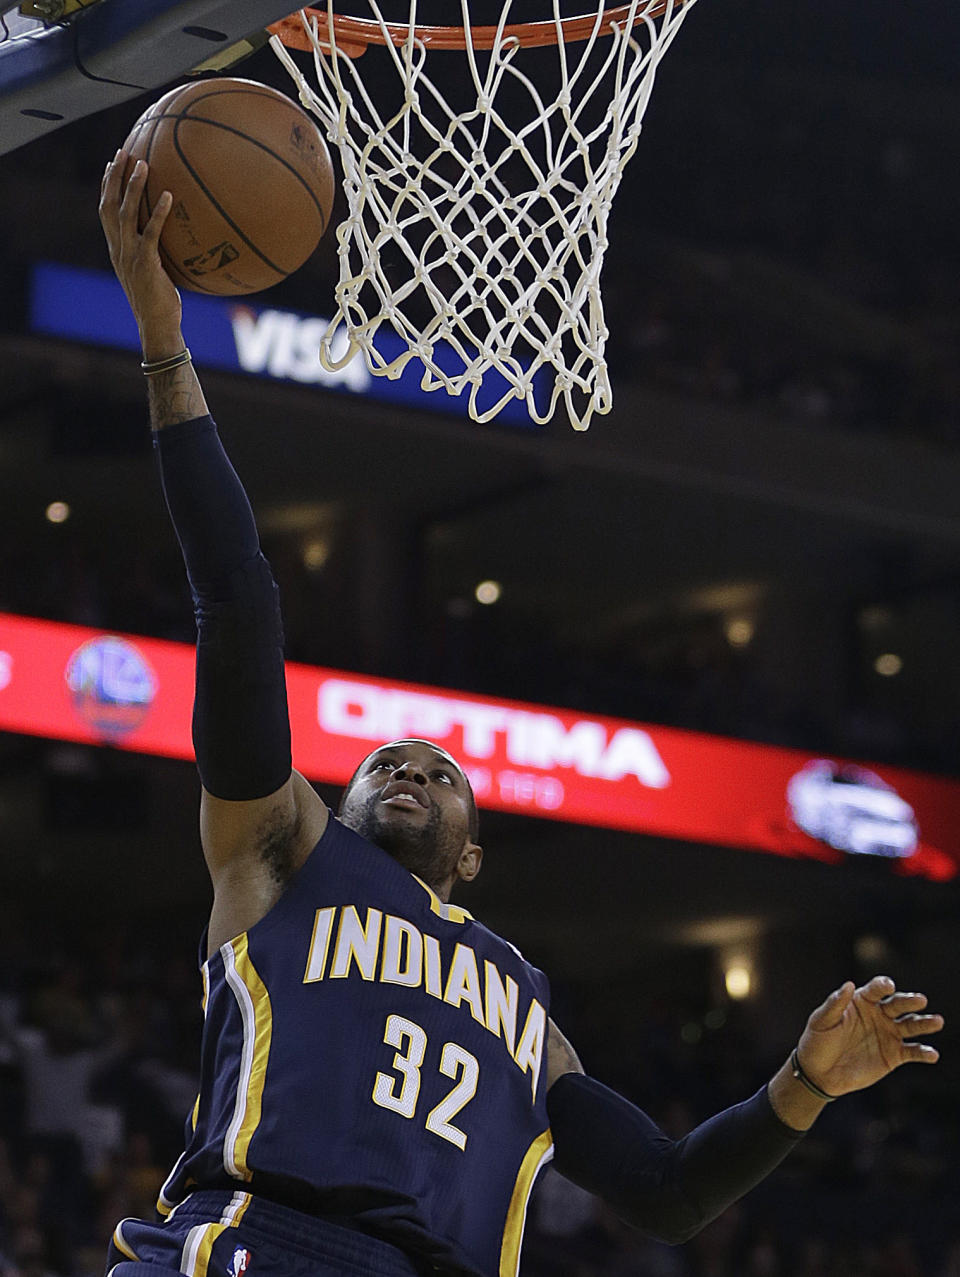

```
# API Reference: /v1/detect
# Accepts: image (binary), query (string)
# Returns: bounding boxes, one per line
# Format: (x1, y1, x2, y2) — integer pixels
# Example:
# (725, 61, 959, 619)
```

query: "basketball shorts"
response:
(106, 1190, 435, 1277)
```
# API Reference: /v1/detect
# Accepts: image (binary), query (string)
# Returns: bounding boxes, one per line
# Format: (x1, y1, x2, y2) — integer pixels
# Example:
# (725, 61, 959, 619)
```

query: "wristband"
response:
(790, 1048, 837, 1102)
(142, 347, 192, 376)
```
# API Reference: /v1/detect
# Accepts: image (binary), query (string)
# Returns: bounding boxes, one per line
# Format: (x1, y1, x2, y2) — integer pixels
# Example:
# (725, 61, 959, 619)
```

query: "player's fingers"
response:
(899, 1041, 940, 1065)
(857, 974, 896, 1004)
(118, 156, 147, 232)
(808, 981, 855, 1029)
(880, 991, 928, 1017)
(101, 148, 125, 192)
(142, 190, 173, 248)
(896, 1013, 944, 1037)
(98, 149, 126, 228)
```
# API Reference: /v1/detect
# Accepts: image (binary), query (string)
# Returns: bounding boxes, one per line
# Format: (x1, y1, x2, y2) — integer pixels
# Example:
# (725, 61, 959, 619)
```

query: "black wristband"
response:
(790, 1049, 837, 1102)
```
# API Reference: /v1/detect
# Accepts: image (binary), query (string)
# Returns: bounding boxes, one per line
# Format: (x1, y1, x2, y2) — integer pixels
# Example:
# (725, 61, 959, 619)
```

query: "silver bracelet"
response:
(141, 347, 192, 376)
(790, 1048, 837, 1101)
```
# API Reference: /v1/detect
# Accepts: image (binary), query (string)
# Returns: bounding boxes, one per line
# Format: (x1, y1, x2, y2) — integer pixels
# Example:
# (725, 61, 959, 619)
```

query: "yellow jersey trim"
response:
(111, 1221, 139, 1262)
(499, 1128, 554, 1277)
(222, 935, 273, 1182)
(411, 874, 473, 924)
(157, 1150, 189, 1218)
(190, 964, 210, 1135)
(191, 1223, 221, 1277)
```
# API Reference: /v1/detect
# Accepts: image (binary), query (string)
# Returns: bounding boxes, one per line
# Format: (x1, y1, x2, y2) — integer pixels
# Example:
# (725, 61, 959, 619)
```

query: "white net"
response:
(270, 1, 697, 429)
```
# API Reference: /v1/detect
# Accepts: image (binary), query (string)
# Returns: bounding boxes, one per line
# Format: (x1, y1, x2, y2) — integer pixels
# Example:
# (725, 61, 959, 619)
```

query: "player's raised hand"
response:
(99, 150, 181, 342)
(794, 975, 943, 1098)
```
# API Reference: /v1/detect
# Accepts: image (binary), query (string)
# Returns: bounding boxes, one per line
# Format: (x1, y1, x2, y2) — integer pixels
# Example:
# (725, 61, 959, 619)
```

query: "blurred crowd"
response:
(601, 53, 960, 454)
(0, 924, 200, 1277)
(605, 281, 960, 452)
(0, 926, 956, 1277)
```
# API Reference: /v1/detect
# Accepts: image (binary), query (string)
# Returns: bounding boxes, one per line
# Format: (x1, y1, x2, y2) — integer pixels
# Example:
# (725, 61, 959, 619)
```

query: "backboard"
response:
(0, 0, 298, 155)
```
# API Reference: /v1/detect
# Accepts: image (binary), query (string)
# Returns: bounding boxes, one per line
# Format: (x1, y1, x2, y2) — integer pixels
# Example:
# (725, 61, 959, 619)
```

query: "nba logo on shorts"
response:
(227, 1247, 251, 1277)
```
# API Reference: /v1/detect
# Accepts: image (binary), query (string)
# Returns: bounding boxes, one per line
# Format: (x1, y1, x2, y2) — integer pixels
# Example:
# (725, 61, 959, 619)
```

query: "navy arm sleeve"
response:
(546, 1073, 804, 1245)
(154, 415, 292, 800)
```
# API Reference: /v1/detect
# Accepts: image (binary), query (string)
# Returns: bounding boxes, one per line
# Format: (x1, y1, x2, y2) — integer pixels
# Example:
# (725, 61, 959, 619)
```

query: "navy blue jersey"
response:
(159, 814, 553, 1277)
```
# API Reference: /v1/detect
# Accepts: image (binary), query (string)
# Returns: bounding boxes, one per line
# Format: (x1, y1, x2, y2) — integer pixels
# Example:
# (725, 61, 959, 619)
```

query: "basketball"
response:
(121, 78, 335, 296)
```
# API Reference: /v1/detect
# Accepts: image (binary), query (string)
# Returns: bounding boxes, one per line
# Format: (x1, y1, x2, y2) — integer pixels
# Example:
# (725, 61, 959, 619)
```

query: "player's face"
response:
(339, 741, 481, 898)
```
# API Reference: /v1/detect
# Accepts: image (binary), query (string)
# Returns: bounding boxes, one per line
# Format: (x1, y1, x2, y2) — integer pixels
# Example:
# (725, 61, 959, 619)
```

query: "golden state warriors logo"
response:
(65, 635, 157, 739)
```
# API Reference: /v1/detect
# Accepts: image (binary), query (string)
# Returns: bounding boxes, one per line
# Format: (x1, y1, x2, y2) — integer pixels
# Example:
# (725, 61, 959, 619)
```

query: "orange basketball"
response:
(122, 78, 335, 296)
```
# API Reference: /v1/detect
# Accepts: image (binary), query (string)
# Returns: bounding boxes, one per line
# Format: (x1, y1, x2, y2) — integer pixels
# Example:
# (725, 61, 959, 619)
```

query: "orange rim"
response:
(268, 3, 683, 56)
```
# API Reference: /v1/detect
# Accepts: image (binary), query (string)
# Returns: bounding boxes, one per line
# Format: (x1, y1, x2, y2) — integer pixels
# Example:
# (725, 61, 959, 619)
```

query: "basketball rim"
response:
(269, 2, 686, 56)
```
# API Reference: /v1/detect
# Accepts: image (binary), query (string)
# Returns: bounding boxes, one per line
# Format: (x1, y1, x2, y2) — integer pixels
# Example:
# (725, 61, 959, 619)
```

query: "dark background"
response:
(1, 2, 958, 1274)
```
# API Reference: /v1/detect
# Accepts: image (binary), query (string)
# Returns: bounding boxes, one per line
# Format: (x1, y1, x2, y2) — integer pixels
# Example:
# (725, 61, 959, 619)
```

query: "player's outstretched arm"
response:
(100, 151, 206, 431)
(99, 151, 327, 933)
(546, 976, 943, 1245)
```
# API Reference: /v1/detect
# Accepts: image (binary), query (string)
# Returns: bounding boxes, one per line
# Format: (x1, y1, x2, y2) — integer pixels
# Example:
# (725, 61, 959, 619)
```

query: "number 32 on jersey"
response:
(372, 1014, 480, 1150)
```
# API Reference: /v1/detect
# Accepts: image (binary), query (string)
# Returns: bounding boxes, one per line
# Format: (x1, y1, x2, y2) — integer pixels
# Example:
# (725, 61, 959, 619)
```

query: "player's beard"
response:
(347, 791, 461, 889)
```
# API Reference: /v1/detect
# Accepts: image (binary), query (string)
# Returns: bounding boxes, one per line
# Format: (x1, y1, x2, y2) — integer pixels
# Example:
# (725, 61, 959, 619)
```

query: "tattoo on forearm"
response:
(148, 364, 209, 431)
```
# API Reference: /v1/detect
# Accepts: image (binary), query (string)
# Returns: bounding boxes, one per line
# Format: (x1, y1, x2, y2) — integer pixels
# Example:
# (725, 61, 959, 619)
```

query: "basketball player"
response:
(98, 151, 944, 1277)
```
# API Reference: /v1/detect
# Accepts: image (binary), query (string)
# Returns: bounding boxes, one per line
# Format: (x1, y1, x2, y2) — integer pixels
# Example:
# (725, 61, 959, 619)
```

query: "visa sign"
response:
(230, 306, 371, 391)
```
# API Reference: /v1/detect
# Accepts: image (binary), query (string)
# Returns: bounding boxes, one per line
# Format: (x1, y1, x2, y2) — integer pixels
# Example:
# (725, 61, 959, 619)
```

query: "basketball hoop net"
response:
(269, 2, 697, 429)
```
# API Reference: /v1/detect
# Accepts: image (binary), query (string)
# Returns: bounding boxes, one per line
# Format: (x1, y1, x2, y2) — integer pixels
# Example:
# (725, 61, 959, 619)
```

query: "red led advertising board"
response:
(0, 611, 956, 880)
